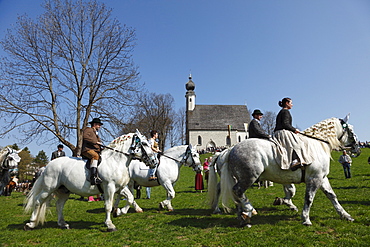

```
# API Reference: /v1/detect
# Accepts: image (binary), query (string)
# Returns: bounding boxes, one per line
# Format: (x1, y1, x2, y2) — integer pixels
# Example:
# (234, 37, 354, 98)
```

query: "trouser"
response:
(342, 163, 351, 178)
(81, 150, 100, 167)
(81, 150, 102, 184)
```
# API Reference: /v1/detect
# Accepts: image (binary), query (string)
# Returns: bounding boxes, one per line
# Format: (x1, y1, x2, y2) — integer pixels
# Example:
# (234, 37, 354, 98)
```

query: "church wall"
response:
(189, 130, 247, 151)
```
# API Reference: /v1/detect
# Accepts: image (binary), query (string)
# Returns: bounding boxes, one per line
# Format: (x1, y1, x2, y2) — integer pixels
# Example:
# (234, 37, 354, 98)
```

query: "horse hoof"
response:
(107, 228, 117, 232)
(24, 225, 33, 231)
(159, 202, 165, 210)
(60, 225, 70, 230)
(137, 209, 143, 213)
(168, 209, 174, 212)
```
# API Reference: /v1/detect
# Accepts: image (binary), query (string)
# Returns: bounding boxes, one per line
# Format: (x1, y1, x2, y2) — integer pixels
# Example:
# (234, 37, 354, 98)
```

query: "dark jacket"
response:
(51, 150, 65, 160)
(81, 127, 102, 153)
(248, 119, 270, 139)
(274, 109, 296, 132)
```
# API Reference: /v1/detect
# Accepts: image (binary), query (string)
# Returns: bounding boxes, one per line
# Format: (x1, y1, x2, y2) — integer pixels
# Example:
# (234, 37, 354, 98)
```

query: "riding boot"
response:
(290, 159, 303, 171)
(90, 166, 102, 185)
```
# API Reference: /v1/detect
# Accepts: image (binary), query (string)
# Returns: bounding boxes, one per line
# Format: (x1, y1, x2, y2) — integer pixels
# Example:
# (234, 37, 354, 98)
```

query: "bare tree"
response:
(0, 0, 141, 154)
(121, 92, 176, 150)
(260, 111, 276, 135)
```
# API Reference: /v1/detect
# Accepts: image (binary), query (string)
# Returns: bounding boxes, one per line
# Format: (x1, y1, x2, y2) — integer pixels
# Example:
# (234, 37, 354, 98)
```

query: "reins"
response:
(299, 133, 330, 144)
(101, 145, 131, 156)
(160, 153, 180, 162)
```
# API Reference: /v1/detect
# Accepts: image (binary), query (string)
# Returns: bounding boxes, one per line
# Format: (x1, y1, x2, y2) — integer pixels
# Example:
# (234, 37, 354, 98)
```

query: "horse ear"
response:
(343, 113, 350, 123)
(135, 129, 142, 136)
(17, 149, 23, 153)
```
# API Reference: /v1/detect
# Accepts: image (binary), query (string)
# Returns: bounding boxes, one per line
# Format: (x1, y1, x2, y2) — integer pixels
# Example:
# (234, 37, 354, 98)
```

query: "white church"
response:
(185, 75, 250, 151)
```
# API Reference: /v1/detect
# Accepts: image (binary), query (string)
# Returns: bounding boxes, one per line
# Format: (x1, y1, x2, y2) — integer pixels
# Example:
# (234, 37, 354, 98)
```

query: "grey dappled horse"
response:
(112, 144, 201, 215)
(24, 131, 158, 232)
(218, 117, 360, 227)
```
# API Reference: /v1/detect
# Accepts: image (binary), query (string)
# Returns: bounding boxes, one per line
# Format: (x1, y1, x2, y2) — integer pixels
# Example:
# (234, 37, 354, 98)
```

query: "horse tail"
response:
(24, 171, 51, 226)
(207, 153, 220, 209)
(220, 160, 235, 214)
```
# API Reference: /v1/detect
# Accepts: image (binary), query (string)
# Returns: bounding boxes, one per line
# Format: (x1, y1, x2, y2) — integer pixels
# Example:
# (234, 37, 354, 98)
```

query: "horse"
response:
(0, 147, 22, 196)
(24, 130, 158, 232)
(216, 117, 360, 227)
(208, 147, 272, 214)
(112, 144, 201, 216)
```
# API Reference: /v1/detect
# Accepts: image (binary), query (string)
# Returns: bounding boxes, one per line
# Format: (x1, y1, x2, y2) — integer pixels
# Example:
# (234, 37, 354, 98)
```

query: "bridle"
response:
(101, 134, 157, 168)
(161, 145, 198, 168)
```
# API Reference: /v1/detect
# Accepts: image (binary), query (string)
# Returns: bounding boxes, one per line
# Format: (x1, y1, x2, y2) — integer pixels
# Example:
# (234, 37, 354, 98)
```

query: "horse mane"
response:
(302, 118, 341, 150)
(106, 133, 134, 149)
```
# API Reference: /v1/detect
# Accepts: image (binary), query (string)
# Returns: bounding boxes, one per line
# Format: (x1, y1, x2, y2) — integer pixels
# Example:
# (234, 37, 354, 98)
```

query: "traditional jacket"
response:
(248, 119, 270, 139)
(81, 127, 102, 153)
(274, 109, 296, 132)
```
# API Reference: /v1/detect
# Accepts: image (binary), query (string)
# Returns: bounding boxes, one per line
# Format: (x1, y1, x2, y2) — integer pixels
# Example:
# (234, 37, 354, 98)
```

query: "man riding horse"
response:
(81, 118, 104, 185)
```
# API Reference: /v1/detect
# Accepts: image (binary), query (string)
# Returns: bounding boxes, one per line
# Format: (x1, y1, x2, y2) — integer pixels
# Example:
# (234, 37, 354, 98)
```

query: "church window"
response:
(198, 135, 202, 145)
(238, 136, 241, 142)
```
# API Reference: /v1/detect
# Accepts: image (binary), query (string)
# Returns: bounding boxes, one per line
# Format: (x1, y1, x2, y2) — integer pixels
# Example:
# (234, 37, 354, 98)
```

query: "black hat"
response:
(89, 118, 103, 125)
(252, 109, 263, 116)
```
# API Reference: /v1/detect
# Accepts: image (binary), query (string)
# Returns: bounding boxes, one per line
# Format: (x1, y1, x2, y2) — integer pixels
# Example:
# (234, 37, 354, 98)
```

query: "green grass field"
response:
(1, 149, 369, 246)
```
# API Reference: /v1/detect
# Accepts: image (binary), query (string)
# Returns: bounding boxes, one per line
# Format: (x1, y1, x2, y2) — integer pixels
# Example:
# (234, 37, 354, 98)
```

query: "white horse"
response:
(24, 130, 158, 232)
(112, 144, 201, 216)
(217, 117, 360, 227)
(0, 147, 22, 196)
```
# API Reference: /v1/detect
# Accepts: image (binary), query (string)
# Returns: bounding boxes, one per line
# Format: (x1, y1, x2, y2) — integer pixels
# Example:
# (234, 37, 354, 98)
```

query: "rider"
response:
(81, 118, 104, 185)
(248, 109, 271, 139)
(148, 130, 161, 181)
(274, 97, 312, 171)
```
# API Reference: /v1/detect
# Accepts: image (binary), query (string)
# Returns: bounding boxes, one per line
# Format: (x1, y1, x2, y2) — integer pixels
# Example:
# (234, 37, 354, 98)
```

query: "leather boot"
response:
(90, 167, 102, 185)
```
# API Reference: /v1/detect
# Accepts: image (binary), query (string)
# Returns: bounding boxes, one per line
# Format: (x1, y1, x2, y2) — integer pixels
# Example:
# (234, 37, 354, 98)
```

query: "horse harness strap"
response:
(299, 133, 330, 144)
(160, 153, 180, 163)
(96, 184, 104, 194)
(301, 168, 306, 183)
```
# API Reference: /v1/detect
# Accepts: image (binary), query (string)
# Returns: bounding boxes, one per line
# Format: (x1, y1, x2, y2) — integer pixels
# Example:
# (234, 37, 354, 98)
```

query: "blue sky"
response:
(0, 0, 369, 157)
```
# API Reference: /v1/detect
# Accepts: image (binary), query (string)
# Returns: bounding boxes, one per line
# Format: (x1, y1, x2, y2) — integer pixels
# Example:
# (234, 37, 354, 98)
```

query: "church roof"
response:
(188, 105, 250, 131)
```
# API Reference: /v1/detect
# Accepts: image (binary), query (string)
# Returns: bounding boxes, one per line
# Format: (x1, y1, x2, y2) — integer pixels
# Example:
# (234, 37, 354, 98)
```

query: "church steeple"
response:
(185, 74, 196, 111)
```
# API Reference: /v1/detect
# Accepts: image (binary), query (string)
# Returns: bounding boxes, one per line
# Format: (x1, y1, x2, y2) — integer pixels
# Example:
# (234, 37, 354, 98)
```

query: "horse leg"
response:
(232, 181, 257, 227)
(113, 186, 142, 217)
(159, 181, 175, 211)
(302, 178, 321, 226)
(320, 177, 354, 221)
(55, 192, 71, 229)
(104, 184, 117, 232)
(273, 184, 298, 211)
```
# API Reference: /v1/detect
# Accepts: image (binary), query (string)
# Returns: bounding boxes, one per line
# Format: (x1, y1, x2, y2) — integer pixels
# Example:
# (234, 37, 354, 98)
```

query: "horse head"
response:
(2, 148, 22, 170)
(130, 130, 158, 168)
(339, 115, 361, 157)
(181, 144, 201, 171)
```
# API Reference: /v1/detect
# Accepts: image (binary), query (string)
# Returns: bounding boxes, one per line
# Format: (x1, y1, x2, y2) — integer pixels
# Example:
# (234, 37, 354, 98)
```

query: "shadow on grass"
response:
(7, 220, 101, 230)
(339, 200, 370, 206)
(333, 186, 370, 190)
(167, 211, 297, 228)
